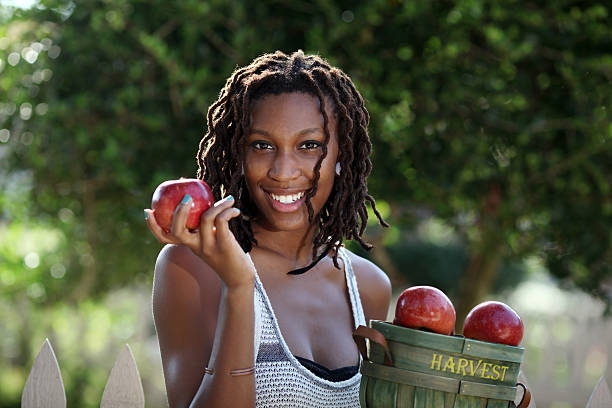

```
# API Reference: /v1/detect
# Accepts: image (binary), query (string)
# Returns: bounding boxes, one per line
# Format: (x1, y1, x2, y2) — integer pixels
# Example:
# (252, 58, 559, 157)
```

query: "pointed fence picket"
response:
(586, 376, 612, 408)
(21, 339, 66, 408)
(21, 339, 145, 408)
(100, 345, 145, 408)
(20, 338, 612, 408)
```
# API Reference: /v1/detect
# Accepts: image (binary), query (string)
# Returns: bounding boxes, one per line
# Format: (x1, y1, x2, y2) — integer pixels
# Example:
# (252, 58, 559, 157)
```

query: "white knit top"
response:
(249, 247, 366, 408)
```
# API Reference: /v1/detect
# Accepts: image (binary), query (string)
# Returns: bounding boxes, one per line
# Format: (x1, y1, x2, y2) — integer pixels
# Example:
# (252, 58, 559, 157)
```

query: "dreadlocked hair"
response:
(196, 50, 389, 268)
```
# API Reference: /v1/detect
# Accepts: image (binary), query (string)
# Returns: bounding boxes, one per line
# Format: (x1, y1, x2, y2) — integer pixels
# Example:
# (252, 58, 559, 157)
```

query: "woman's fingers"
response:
(145, 195, 251, 287)
(170, 194, 195, 237)
(214, 206, 242, 245)
(198, 195, 236, 242)
(144, 209, 180, 244)
(145, 194, 239, 255)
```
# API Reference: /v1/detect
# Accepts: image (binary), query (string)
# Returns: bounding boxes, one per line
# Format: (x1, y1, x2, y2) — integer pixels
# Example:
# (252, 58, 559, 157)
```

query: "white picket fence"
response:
(21, 338, 612, 408)
(22, 339, 144, 408)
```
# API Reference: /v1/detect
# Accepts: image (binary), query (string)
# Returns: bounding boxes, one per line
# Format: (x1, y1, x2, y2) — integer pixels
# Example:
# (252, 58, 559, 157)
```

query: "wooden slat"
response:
(414, 386, 443, 407)
(372, 340, 520, 387)
(586, 377, 612, 408)
(459, 380, 516, 401)
(362, 360, 460, 393)
(100, 344, 145, 408)
(453, 394, 487, 408)
(21, 339, 66, 408)
(372, 321, 464, 354)
(462, 339, 524, 363)
(485, 400, 509, 408)
(366, 377, 398, 408)
(359, 373, 369, 407)
(396, 383, 415, 408)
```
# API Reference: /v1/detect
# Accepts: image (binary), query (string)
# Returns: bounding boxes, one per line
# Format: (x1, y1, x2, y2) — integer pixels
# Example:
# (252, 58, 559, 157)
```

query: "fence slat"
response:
(21, 338, 66, 408)
(586, 377, 612, 408)
(100, 344, 145, 408)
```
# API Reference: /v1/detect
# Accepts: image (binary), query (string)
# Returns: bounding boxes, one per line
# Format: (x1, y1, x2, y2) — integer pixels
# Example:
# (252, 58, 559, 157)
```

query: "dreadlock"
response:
(196, 50, 388, 268)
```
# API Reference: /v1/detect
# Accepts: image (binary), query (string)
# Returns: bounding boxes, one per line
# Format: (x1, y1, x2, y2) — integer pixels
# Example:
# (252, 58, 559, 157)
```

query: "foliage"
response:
(0, 284, 166, 408)
(343, 1, 612, 309)
(0, 1, 611, 405)
(2, 0, 608, 302)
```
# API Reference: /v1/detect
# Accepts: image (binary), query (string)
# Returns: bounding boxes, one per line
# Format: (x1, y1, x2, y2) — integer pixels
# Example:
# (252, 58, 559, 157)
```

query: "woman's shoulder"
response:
(155, 244, 217, 283)
(153, 245, 221, 316)
(156, 243, 225, 273)
(341, 248, 388, 285)
(341, 247, 392, 322)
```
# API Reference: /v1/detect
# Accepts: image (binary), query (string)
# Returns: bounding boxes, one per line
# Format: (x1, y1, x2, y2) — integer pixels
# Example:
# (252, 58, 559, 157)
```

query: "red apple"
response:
(151, 178, 214, 232)
(394, 286, 456, 335)
(462, 301, 524, 346)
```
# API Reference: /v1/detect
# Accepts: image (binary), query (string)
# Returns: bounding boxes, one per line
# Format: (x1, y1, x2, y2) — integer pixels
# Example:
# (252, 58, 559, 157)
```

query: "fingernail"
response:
(226, 195, 234, 201)
(234, 207, 241, 213)
(181, 194, 192, 204)
(144, 210, 149, 220)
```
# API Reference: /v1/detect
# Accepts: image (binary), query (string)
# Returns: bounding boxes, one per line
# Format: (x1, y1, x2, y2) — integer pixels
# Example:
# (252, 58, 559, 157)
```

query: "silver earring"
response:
(335, 162, 341, 176)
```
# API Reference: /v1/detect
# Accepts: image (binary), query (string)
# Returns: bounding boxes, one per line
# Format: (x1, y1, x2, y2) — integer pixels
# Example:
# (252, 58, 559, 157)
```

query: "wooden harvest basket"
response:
(355, 320, 530, 408)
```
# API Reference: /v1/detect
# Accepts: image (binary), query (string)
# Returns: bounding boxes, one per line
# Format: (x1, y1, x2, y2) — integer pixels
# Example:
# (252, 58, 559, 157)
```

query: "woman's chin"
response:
(253, 212, 313, 234)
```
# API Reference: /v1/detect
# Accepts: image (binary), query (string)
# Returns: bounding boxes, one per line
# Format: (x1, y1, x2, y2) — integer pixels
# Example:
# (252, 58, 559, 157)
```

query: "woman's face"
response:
(244, 92, 339, 234)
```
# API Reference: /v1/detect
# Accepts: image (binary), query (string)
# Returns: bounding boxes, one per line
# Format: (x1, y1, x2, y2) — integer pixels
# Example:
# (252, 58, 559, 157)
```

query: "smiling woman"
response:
(144, 50, 391, 408)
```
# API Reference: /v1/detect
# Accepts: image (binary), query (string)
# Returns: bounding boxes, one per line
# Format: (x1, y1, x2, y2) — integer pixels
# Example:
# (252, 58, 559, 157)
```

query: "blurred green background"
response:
(0, 0, 610, 407)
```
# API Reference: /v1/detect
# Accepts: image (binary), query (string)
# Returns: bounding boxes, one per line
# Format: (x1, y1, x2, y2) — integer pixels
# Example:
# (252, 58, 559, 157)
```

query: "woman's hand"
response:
(144, 195, 255, 289)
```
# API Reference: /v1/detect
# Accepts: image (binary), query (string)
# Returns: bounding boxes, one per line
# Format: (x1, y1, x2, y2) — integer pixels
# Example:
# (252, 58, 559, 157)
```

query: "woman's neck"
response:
(251, 223, 318, 264)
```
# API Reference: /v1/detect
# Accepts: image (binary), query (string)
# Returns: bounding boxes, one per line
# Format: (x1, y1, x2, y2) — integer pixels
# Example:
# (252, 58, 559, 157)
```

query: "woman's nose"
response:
(268, 152, 301, 181)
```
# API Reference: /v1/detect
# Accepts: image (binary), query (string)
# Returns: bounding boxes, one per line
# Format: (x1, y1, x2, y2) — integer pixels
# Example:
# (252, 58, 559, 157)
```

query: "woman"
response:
(144, 50, 391, 408)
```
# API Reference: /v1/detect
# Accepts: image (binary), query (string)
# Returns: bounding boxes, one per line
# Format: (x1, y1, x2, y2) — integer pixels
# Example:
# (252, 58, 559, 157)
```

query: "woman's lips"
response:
(264, 190, 308, 213)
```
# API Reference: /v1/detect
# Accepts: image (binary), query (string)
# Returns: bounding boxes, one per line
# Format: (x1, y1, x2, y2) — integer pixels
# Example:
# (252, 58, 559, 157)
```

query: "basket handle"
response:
(352, 325, 393, 365)
(512, 382, 531, 408)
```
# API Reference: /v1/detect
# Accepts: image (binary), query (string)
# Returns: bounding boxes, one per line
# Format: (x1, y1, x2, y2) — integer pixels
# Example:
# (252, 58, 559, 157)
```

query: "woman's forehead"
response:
(246, 93, 336, 142)
(251, 90, 336, 113)
(250, 92, 337, 125)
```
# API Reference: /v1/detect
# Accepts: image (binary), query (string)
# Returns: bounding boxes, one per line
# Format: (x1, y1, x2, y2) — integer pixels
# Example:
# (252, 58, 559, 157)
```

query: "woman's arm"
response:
(147, 196, 256, 408)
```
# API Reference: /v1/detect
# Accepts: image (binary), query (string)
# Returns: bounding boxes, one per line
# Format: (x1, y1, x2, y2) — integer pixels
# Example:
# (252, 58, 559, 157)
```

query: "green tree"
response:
(315, 0, 612, 321)
(3, 0, 611, 317)
(1, 1, 611, 405)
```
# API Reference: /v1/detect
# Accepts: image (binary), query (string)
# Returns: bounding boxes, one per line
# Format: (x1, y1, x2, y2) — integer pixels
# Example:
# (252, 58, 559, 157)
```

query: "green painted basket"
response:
(354, 321, 531, 408)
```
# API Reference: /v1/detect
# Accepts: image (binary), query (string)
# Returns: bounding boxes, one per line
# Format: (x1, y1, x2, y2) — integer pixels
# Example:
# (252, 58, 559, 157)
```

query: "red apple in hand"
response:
(394, 286, 456, 335)
(151, 178, 214, 232)
(462, 301, 524, 346)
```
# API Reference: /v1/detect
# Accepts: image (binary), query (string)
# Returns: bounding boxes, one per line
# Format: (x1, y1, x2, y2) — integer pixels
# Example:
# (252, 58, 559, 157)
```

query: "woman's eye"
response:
(301, 141, 322, 150)
(251, 141, 273, 150)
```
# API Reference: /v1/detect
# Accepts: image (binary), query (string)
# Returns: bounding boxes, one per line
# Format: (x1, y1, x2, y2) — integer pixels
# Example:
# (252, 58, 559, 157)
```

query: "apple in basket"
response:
(462, 301, 524, 346)
(393, 286, 456, 335)
(151, 178, 214, 232)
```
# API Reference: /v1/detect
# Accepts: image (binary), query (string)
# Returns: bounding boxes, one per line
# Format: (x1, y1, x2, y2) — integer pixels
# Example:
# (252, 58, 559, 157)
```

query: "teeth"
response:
(270, 191, 305, 204)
